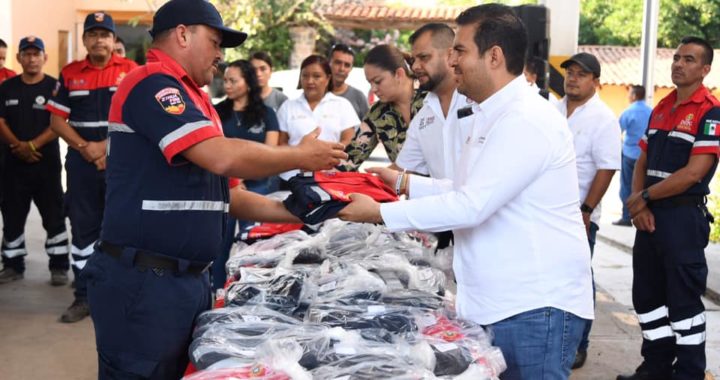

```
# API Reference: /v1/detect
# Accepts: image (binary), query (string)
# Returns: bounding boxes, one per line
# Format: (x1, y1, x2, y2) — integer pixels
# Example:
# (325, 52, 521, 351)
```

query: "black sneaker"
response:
(59, 299, 90, 323)
(50, 269, 69, 286)
(612, 218, 633, 227)
(617, 363, 672, 380)
(572, 350, 587, 369)
(0, 268, 24, 284)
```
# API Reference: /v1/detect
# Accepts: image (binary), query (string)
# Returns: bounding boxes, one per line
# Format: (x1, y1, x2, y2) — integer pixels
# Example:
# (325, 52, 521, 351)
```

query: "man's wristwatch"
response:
(641, 189, 651, 203)
(580, 203, 594, 214)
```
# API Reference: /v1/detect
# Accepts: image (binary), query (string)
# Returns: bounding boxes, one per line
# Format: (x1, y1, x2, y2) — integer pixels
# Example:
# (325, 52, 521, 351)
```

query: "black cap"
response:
(84, 11, 116, 34)
(561, 52, 601, 78)
(149, 0, 247, 48)
(19, 36, 45, 52)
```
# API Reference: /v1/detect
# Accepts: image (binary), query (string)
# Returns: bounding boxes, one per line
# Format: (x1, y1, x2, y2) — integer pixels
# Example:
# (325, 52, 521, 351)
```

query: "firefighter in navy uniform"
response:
(82, 1, 345, 378)
(46, 12, 138, 323)
(0, 36, 69, 285)
(619, 36, 719, 380)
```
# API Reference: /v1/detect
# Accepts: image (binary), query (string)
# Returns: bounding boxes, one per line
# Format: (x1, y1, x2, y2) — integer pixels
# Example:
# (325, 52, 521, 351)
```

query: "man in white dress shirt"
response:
(556, 52, 621, 370)
(339, 4, 593, 378)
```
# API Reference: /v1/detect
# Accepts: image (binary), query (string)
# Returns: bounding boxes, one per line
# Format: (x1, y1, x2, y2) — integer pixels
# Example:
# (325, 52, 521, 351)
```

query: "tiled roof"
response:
(579, 45, 720, 89)
(322, 3, 464, 29)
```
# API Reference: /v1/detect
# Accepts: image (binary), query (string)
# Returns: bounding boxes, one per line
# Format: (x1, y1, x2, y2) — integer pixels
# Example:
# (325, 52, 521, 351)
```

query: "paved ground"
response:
(0, 162, 717, 379)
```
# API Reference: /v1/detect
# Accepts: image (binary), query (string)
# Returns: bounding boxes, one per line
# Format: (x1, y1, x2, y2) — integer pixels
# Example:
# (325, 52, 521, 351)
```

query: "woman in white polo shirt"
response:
(277, 55, 359, 180)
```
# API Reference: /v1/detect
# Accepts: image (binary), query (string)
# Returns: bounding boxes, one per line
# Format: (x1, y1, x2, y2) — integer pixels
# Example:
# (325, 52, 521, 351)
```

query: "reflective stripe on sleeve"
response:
(109, 122, 135, 133)
(158, 120, 213, 152)
(69, 121, 109, 128)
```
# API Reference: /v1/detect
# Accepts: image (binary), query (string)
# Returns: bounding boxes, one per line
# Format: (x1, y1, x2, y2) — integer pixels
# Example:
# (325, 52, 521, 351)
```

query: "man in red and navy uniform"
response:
(83, 1, 346, 378)
(0, 38, 16, 85)
(0, 37, 69, 286)
(619, 37, 720, 380)
(0, 38, 17, 208)
(46, 11, 137, 323)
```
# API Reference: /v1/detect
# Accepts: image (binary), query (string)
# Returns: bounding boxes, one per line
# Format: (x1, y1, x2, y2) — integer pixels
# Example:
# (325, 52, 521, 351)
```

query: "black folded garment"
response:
(431, 342, 473, 376)
(225, 272, 306, 315)
(283, 172, 397, 224)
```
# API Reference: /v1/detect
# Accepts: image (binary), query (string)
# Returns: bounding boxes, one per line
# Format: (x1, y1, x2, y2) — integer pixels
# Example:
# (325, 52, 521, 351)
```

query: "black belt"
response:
(99, 242, 211, 275)
(649, 195, 704, 209)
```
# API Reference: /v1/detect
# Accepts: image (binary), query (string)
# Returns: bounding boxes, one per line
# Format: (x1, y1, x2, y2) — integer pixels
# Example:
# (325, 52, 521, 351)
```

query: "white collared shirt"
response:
(396, 90, 475, 179)
(277, 92, 360, 179)
(380, 76, 594, 325)
(557, 93, 621, 224)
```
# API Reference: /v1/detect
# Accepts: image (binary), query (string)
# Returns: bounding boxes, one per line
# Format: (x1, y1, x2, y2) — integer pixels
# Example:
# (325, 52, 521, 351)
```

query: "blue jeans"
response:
(487, 307, 587, 379)
(578, 222, 599, 352)
(620, 154, 637, 221)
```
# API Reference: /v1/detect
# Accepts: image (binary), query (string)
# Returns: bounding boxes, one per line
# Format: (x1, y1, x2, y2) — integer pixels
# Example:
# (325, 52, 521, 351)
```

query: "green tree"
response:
(212, 0, 333, 69)
(580, 0, 720, 48)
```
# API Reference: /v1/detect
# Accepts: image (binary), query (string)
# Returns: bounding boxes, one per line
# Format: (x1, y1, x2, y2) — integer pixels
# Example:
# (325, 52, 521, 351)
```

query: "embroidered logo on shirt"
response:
(116, 72, 126, 85)
(35, 95, 45, 105)
(677, 113, 694, 132)
(703, 119, 720, 136)
(155, 87, 186, 115)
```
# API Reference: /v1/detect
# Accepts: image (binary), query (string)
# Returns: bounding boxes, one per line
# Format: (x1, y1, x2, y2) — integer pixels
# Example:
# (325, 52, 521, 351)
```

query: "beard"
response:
(418, 70, 447, 92)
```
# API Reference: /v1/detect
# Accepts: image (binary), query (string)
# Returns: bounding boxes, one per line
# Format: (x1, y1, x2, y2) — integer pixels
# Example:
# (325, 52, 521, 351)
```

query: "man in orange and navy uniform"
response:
(46, 11, 137, 323)
(619, 36, 720, 380)
(83, 1, 346, 377)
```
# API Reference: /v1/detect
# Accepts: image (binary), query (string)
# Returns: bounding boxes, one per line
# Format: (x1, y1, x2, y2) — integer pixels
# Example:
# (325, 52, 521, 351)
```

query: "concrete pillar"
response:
(289, 25, 317, 69)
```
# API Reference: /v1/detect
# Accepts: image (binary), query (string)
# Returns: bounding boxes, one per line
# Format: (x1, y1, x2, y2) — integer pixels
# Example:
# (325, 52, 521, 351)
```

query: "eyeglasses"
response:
(331, 43, 355, 56)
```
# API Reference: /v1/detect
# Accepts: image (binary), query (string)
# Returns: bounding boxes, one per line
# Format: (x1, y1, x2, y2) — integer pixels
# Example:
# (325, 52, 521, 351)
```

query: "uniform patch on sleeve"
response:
(703, 119, 720, 136)
(155, 87, 186, 115)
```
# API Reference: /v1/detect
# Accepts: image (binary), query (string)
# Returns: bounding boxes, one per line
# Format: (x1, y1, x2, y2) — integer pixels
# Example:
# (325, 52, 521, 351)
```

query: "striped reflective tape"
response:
(642, 325, 674, 341)
(158, 120, 212, 152)
(69, 120, 108, 128)
(69, 90, 90, 97)
(637, 305, 668, 323)
(675, 331, 706, 345)
(46, 231, 68, 245)
(109, 122, 135, 133)
(667, 131, 695, 143)
(2, 234, 25, 249)
(2, 248, 27, 258)
(142, 200, 229, 212)
(647, 170, 671, 179)
(671, 312, 705, 331)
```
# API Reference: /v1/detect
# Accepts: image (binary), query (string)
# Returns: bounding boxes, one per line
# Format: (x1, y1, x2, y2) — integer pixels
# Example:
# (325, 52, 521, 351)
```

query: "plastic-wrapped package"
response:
(193, 306, 301, 338)
(304, 262, 387, 306)
(225, 230, 314, 275)
(306, 303, 418, 343)
(225, 267, 309, 315)
(182, 364, 291, 380)
(353, 253, 447, 296)
(310, 354, 437, 380)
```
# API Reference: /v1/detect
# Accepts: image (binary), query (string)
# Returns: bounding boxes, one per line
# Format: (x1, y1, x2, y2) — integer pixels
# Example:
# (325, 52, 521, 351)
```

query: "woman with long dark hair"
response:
(212, 59, 280, 290)
(338, 44, 426, 171)
(277, 54, 359, 180)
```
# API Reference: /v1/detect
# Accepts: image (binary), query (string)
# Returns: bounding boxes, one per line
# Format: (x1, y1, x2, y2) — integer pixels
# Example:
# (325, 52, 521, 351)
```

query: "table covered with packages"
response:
(183, 220, 506, 380)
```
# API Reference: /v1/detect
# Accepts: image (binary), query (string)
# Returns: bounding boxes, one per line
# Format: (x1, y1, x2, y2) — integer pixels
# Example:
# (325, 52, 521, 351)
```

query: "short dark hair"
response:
(0, 38, 6, 48)
(524, 56, 545, 78)
(115, 36, 124, 45)
(250, 51, 274, 68)
(409, 23, 455, 49)
(455, 4, 528, 76)
(364, 44, 412, 76)
(630, 85, 646, 100)
(679, 36, 714, 66)
(298, 54, 333, 93)
(330, 43, 355, 58)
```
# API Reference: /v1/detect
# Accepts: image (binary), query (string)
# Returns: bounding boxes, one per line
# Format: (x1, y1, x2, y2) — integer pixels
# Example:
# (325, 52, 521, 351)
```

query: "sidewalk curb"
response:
(597, 234, 720, 306)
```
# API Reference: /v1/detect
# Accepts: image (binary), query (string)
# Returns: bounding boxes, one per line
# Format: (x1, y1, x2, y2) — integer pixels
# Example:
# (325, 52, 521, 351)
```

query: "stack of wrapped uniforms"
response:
(184, 220, 506, 380)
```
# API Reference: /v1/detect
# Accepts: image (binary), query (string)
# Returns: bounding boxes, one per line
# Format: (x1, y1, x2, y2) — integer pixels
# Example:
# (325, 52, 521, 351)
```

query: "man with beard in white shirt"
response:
(339, 4, 593, 378)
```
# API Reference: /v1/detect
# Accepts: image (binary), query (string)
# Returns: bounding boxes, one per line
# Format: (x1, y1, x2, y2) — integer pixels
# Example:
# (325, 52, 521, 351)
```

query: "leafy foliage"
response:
(580, 0, 720, 48)
(212, 0, 333, 69)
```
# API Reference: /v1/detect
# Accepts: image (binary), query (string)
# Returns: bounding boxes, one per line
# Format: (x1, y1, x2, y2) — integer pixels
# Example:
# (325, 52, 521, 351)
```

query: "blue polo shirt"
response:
(103, 49, 238, 263)
(619, 100, 652, 160)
